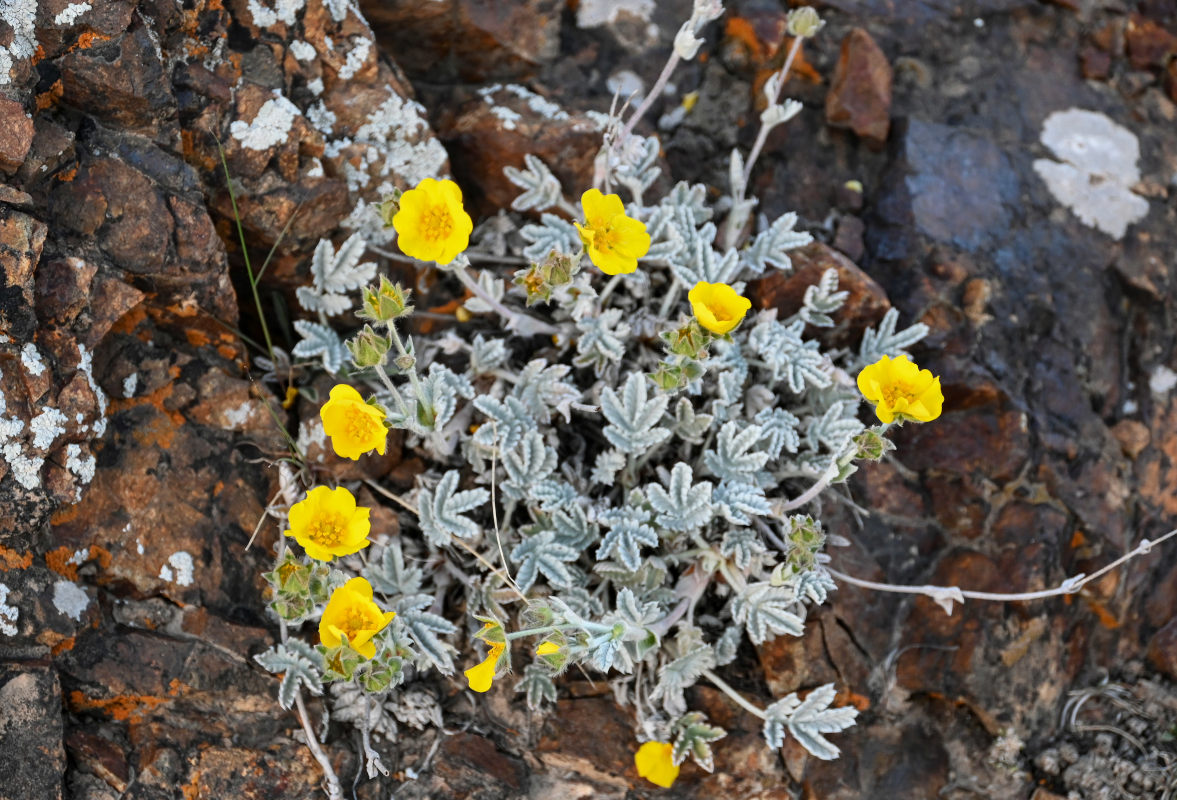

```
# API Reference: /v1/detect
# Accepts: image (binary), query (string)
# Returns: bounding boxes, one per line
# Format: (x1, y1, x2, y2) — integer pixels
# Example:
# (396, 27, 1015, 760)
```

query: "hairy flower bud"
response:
(347, 325, 392, 369)
(359, 276, 413, 322)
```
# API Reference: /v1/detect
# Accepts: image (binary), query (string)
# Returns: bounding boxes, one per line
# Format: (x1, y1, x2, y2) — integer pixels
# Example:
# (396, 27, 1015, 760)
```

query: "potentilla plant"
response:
(253, 4, 946, 795)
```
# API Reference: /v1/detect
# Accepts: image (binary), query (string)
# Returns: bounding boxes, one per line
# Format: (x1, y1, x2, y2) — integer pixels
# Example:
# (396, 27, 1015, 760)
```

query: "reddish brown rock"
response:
(0, 97, 34, 174)
(359, 0, 562, 82)
(440, 85, 603, 215)
(1110, 418, 1150, 459)
(748, 241, 890, 346)
(1080, 46, 1112, 80)
(1125, 17, 1177, 71)
(1148, 617, 1177, 680)
(825, 28, 893, 148)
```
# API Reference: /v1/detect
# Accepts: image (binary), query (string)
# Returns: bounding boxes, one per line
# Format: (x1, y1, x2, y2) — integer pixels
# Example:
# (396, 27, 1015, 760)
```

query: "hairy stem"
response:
(452, 262, 559, 337)
(742, 36, 805, 187)
(702, 669, 767, 720)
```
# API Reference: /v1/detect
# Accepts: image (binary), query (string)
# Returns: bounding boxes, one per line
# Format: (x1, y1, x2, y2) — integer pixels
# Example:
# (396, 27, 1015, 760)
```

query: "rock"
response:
(1147, 618, 1177, 680)
(0, 664, 66, 800)
(432, 733, 529, 797)
(825, 28, 893, 148)
(538, 696, 634, 788)
(0, 97, 34, 174)
(747, 241, 890, 346)
(1110, 419, 1150, 458)
(359, 0, 562, 82)
(440, 85, 604, 215)
(1125, 17, 1177, 72)
(0, 206, 45, 344)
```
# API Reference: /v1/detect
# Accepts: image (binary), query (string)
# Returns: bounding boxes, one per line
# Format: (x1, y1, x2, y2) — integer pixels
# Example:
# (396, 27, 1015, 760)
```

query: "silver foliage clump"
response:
(265, 3, 934, 783)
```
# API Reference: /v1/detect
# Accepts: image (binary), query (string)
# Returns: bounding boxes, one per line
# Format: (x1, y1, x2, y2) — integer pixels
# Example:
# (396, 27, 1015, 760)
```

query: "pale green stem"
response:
(701, 669, 767, 720)
(384, 320, 432, 426)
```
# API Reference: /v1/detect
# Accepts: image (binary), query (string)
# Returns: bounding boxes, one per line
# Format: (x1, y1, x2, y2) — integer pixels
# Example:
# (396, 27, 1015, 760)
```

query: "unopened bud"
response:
(359, 276, 413, 322)
(347, 325, 391, 368)
(786, 7, 824, 38)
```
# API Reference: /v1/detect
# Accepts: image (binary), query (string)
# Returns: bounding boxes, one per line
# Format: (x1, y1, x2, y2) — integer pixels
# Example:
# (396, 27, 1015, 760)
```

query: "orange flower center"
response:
(880, 381, 917, 408)
(590, 221, 621, 254)
(308, 511, 347, 547)
(341, 608, 374, 637)
(420, 205, 454, 242)
(345, 406, 381, 442)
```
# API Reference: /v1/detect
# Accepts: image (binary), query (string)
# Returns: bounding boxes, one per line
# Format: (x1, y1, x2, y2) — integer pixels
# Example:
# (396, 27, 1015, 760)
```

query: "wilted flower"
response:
(320, 384, 388, 460)
(286, 486, 372, 562)
(464, 641, 505, 693)
(634, 741, 680, 788)
(319, 577, 396, 659)
(688, 281, 752, 335)
(857, 354, 944, 423)
(575, 189, 651, 275)
(392, 178, 474, 265)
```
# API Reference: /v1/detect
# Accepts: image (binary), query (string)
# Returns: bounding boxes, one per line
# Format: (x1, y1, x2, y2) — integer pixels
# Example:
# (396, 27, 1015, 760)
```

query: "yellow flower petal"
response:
(856, 355, 944, 424)
(577, 188, 650, 275)
(535, 641, 560, 656)
(634, 741, 679, 788)
(464, 642, 505, 693)
(320, 384, 388, 461)
(688, 281, 752, 335)
(318, 577, 395, 661)
(392, 178, 473, 265)
(286, 486, 372, 562)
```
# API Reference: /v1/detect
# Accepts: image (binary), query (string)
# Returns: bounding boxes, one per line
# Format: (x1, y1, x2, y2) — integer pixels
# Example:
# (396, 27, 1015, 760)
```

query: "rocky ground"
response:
(1, 0, 1176, 798)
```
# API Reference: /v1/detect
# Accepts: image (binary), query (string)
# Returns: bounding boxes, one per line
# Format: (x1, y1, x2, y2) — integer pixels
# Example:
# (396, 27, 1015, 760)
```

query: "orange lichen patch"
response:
(36, 79, 64, 111)
(55, 165, 79, 182)
(1084, 598, 1122, 630)
(791, 44, 822, 83)
(168, 678, 187, 697)
(66, 32, 113, 54)
(725, 17, 765, 61)
(834, 689, 871, 712)
(46, 546, 80, 580)
(31, 44, 45, 64)
(185, 328, 211, 348)
(216, 344, 239, 361)
(418, 298, 464, 333)
(181, 771, 202, 800)
(51, 502, 84, 526)
(110, 380, 186, 427)
(89, 545, 113, 569)
(50, 636, 76, 656)
(0, 545, 33, 570)
(68, 690, 169, 722)
(1069, 530, 1088, 549)
(110, 304, 148, 336)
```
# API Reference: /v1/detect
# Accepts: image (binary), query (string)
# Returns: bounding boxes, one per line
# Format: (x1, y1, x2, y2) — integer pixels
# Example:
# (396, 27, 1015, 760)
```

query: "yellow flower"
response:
(535, 641, 560, 656)
(285, 486, 371, 562)
(392, 177, 473, 265)
(688, 281, 752, 335)
(319, 577, 396, 659)
(464, 641, 505, 693)
(634, 741, 679, 788)
(857, 354, 944, 424)
(574, 188, 651, 275)
(320, 384, 387, 461)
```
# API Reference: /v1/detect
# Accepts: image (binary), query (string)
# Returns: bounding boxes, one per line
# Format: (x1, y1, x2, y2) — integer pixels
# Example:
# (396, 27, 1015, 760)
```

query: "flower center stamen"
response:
(421, 205, 454, 242)
(594, 224, 620, 254)
(345, 407, 379, 441)
(308, 512, 347, 547)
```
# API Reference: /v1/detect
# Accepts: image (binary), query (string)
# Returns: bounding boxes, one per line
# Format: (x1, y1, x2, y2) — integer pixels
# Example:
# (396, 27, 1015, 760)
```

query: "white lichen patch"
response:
(65, 443, 96, 487)
(289, 39, 316, 61)
(337, 36, 371, 81)
(29, 407, 67, 451)
(230, 92, 301, 151)
(222, 400, 256, 429)
(576, 0, 654, 28)
(306, 157, 325, 178)
(0, 583, 17, 635)
(52, 580, 90, 621)
(246, 0, 304, 28)
(20, 343, 45, 376)
(1149, 365, 1177, 397)
(490, 105, 521, 131)
(159, 551, 195, 587)
(53, 2, 90, 25)
(480, 84, 570, 122)
(306, 101, 337, 135)
(0, 385, 24, 445)
(297, 416, 327, 459)
(123, 372, 138, 398)
(307, 77, 324, 96)
(136, 539, 144, 555)
(2, 442, 42, 489)
(1033, 108, 1150, 239)
(77, 344, 108, 437)
(0, 0, 38, 86)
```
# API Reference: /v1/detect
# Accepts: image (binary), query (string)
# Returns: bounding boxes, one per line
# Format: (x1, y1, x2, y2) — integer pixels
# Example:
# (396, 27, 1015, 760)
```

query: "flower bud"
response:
(786, 7, 824, 38)
(346, 325, 391, 368)
(359, 276, 413, 322)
